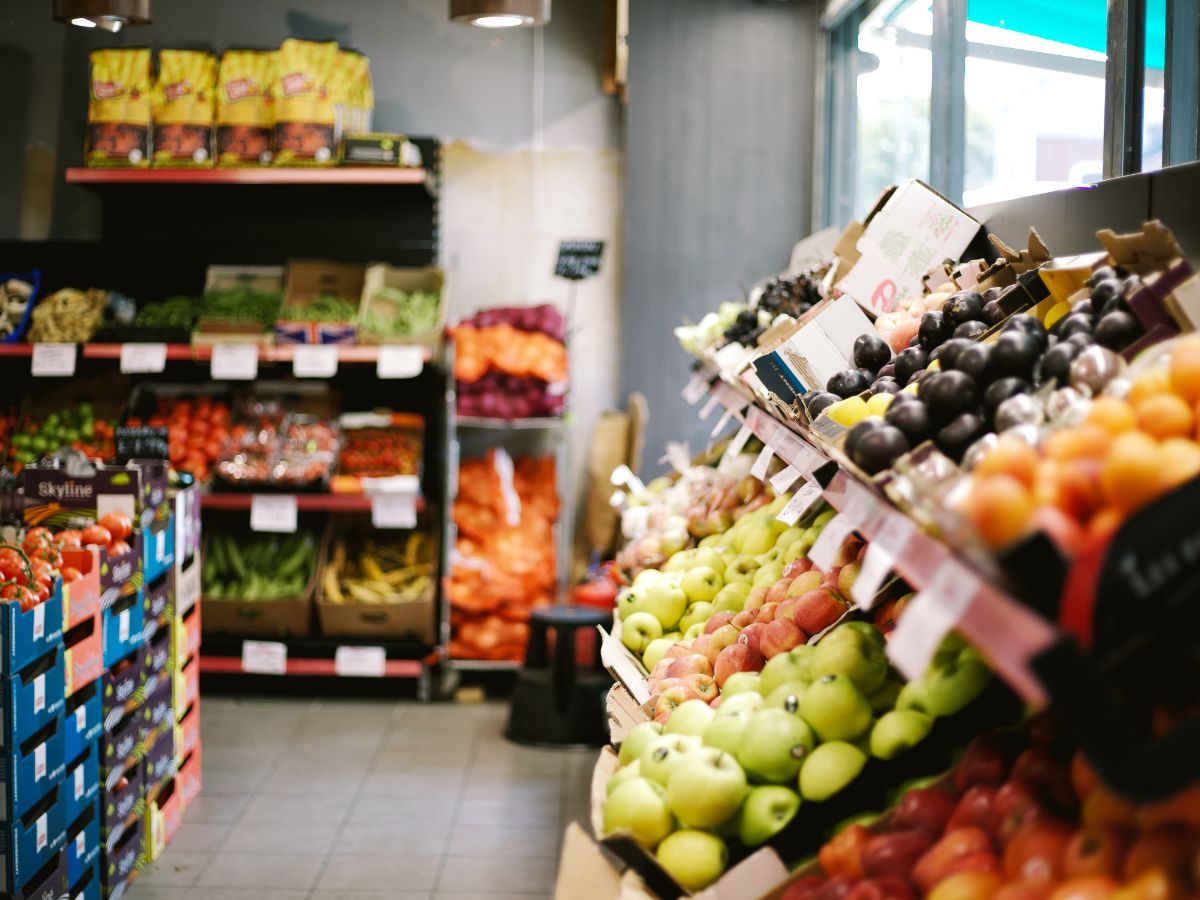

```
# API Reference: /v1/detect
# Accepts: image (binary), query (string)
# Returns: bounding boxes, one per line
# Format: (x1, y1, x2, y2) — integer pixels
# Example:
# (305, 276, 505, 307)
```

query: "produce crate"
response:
(64, 614, 103, 698)
(1, 714, 65, 820)
(1, 582, 63, 676)
(4, 645, 66, 746)
(100, 814, 141, 896)
(0, 787, 66, 897)
(142, 776, 180, 865)
(64, 683, 102, 763)
(357, 264, 444, 352)
(64, 741, 99, 828)
(193, 265, 283, 344)
(276, 259, 362, 344)
(63, 549, 102, 631)
(66, 802, 99, 893)
(200, 530, 322, 638)
(175, 745, 201, 809)
(172, 703, 199, 765)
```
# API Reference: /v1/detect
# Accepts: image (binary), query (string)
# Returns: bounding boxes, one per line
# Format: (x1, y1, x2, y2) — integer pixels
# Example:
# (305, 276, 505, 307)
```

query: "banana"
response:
(347, 583, 384, 603)
(323, 567, 344, 603)
(360, 554, 386, 581)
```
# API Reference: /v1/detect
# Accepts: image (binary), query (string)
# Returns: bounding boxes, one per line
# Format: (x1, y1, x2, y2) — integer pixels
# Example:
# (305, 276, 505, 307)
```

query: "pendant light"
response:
(450, 0, 550, 28)
(53, 0, 152, 32)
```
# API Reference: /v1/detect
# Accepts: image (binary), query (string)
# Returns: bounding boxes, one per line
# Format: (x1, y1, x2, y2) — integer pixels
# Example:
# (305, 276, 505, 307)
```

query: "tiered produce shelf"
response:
(65, 166, 428, 186)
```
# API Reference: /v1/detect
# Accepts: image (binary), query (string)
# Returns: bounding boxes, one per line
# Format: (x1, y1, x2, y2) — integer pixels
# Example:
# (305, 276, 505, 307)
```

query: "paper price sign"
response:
(292, 344, 339, 378)
(851, 542, 895, 610)
(770, 465, 801, 493)
(33, 603, 44, 640)
(242, 640, 287, 675)
(33, 673, 45, 714)
(335, 646, 387, 677)
(377, 345, 424, 379)
(886, 565, 977, 681)
(776, 481, 823, 526)
(808, 513, 856, 571)
(682, 371, 710, 405)
(35, 743, 46, 781)
(36, 814, 47, 851)
(750, 446, 774, 481)
(698, 395, 720, 421)
(710, 405, 739, 438)
(32, 343, 77, 377)
(371, 492, 417, 529)
(120, 343, 167, 374)
(211, 343, 258, 380)
(250, 495, 298, 533)
(724, 424, 753, 460)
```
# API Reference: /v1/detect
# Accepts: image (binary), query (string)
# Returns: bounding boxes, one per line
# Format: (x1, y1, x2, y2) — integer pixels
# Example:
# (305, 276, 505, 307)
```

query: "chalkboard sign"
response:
(555, 241, 605, 281)
(115, 426, 170, 465)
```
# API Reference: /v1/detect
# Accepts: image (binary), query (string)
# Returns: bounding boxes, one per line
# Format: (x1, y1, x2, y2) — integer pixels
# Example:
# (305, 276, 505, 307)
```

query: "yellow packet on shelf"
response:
(152, 49, 217, 168)
(274, 38, 339, 167)
(216, 48, 276, 167)
(86, 48, 152, 168)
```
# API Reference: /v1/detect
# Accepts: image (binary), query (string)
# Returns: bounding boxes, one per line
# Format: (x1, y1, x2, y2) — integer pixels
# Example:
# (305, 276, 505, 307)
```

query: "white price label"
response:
(682, 372, 710, 405)
(710, 405, 738, 438)
(34, 742, 46, 781)
(76, 830, 86, 858)
(750, 446, 774, 481)
(156, 529, 166, 561)
(118, 608, 130, 642)
(242, 640, 287, 675)
(210, 342, 259, 380)
(852, 542, 895, 610)
(877, 516, 918, 557)
(36, 813, 47, 851)
(33, 673, 45, 713)
(74, 762, 84, 798)
(32, 343, 77, 377)
(370, 491, 418, 529)
(250, 495, 298, 533)
(334, 646, 387, 677)
(376, 345, 425, 379)
(32, 602, 44, 641)
(662, 442, 692, 475)
(808, 513, 856, 571)
(698, 395, 720, 421)
(292, 344, 339, 378)
(723, 424, 754, 462)
(119, 343, 167, 374)
(887, 566, 977, 681)
(776, 481, 823, 526)
(770, 465, 801, 493)
(75, 703, 87, 731)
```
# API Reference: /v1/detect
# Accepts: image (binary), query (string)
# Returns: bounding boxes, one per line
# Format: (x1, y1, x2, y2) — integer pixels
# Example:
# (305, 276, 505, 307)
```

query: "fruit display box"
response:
(141, 727, 174, 797)
(173, 702, 199, 766)
(141, 574, 171, 634)
(69, 860, 99, 900)
(66, 803, 99, 893)
(171, 483, 201, 567)
(5, 846, 66, 900)
(172, 601, 200, 670)
(64, 614, 103, 698)
(0, 715, 64, 821)
(100, 709, 141, 790)
(98, 532, 143, 608)
(0, 580, 63, 677)
(142, 775, 181, 865)
(276, 259, 362, 345)
(100, 813, 141, 898)
(139, 679, 172, 745)
(99, 761, 142, 854)
(605, 683, 646, 746)
(173, 550, 200, 620)
(64, 683, 102, 764)
(175, 744, 201, 809)
(101, 594, 144, 672)
(141, 515, 173, 588)
(101, 646, 147, 734)
(142, 631, 170, 695)
(64, 741, 99, 827)
(63, 549, 102, 632)
(173, 656, 199, 715)
(4, 646, 66, 746)
(0, 785, 66, 897)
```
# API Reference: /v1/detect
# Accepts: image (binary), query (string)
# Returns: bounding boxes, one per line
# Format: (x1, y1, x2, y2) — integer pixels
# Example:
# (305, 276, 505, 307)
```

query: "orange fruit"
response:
(1045, 424, 1112, 462)
(968, 474, 1035, 548)
(973, 435, 1039, 488)
(1128, 368, 1172, 406)
(1168, 340, 1200, 402)
(1134, 394, 1194, 440)
(1052, 459, 1104, 521)
(1100, 432, 1166, 514)
(1087, 507, 1124, 541)
(1158, 437, 1200, 489)
(1086, 397, 1137, 435)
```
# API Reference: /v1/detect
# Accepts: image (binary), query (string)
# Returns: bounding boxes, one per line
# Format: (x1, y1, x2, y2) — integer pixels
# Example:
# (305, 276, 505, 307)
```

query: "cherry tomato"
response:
(81, 524, 112, 547)
(58, 530, 82, 549)
(99, 512, 133, 542)
(0, 548, 29, 586)
(107, 540, 131, 558)
(61, 566, 82, 583)
(21, 527, 55, 553)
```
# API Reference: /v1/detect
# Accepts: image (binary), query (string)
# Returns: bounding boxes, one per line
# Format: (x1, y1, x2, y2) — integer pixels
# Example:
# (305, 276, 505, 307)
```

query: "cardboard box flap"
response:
(556, 822, 632, 900)
(599, 624, 651, 706)
(1097, 220, 1186, 273)
(283, 260, 365, 315)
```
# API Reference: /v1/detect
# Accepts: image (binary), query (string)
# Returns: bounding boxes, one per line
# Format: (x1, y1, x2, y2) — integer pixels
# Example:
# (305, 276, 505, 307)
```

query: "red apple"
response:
(738, 622, 766, 655)
(682, 672, 719, 703)
(690, 634, 717, 665)
(766, 579, 793, 606)
(786, 571, 823, 597)
(664, 644, 691, 661)
(710, 623, 741, 653)
(776, 596, 801, 622)
(760, 617, 807, 658)
(783, 558, 814, 579)
(1011, 747, 1077, 813)
(892, 787, 957, 835)
(667, 653, 713, 679)
(992, 780, 1049, 847)
(656, 677, 684, 694)
(955, 733, 1009, 792)
(821, 567, 842, 592)
(757, 602, 780, 623)
(836, 535, 865, 566)
(948, 786, 998, 833)
(654, 683, 701, 718)
(744, 584, 769, 611)
(714, 643, 766, 686)
(705, 611, 735, 634)
(709, 694, 723, 710)
(838, 562, 861, 598)
(731, 610, 757, 630)
(793, 589, 850, 636)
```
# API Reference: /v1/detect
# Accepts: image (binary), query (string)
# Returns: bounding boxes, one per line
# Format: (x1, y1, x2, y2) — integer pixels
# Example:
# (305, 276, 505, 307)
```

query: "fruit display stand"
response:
(569, 170, 1200, 899)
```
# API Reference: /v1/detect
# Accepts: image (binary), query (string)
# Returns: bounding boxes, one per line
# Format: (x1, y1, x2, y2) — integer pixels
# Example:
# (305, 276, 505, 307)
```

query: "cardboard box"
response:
(100, 711, 141, 789)
(100, 762, 142, 852)
(100, 813, 141, 894)
(69, 860, 99, 900)
(277, 259, 363, 345)
(202, 561, 314, 640)
(173, 657, 199, 715)
(66, 803, 100, 892)
(64, 684, 102, 765)
(173, 703, 199, 765)
(64, 614, 103, 699)
(357, 264, 445, 350)
(0, 786, 66, 896)
(141, 576, 171, 640)
(141, 517, 174, 588)
(171, 483, 201, 567)
(138, 679, 172, 745)
(1, 585, 63, 676)
(173, 602, 200, 670)
(142, 776, 181, 865)
(140, 727, 175, 795)
(1, 715, 65, 820)
(176, 744, 201, 809)
(753, 296, 877, 403)
(101, 647, 146, 734)
(196, 265, 283, 343)
(101, 594, 144, 672)
(338, 132, 422, 167)
(173, 551, 200, 620)
(63, 549, 102, 631)
(64, 742, 99, 828)
(4, 646, 66, 746)
(142, 629, 170, 689)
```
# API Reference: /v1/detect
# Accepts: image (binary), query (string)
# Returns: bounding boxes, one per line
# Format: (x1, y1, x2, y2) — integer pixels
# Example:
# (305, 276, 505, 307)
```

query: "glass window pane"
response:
(855, 0, 932, 218)
(963, 0, 1108, 206)
(1143, 0, 1166, 171)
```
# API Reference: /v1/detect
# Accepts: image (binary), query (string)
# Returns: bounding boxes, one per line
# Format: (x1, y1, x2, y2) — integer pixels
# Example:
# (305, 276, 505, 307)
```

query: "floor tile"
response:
(359, 768, 464, 795)
(167, 822, 231, 853)
(446, 825, 562, 858)
(219, 820, 341, 855)
(433, 895, 551, 900)
(240, 792, 355, 825)
(129, 852, 212, 887)
(457, 798, 562, 827)
(435, 856, 557, 894)
(334, 822, 452, 857)
(314, 853, 441, 892)
(183, 892, 310, 900)
(195, 853, 324, 890)
(348, 792, 458, 824)
(312, 894, 431, 900)
(179, 792, 249, 824)
(257, 767, 365, 795)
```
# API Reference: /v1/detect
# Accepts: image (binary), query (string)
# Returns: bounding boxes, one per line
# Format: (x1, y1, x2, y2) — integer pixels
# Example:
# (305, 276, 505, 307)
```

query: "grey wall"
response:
(0, 0, 618, 239)
(621, 0, 819, 473)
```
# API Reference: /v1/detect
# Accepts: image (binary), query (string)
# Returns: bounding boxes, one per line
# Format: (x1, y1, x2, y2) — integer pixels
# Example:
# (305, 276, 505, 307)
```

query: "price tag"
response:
(662, 442, 692, 475)
(74, 762, 84, 798)
(334, 645, 386, 677)
(710, 405, 739, 438)
(376, 345, 424, 379)
(75, 704, 86, 731)
(724, 424, 754, 461)
(770, 465, 801, 493)
(776, 481, 823, 526)
(886, 566, 977, 681)
(32, 343, 77, 377)
(371, 492, 417, 529)
(32, 603, 44, 641)
(33, 673, 45, 713)
(292, 344, 339, 378)
(211, 343, 259, 380)
(808, 513, 856, 571)
(698, 395, 720, 421)
(750, 446, 774, 481)
(250, 495, 298, 533)
(156, 529, 166, 562)
(36, 813, 47, 852)
(34, 742, 46, 781)
(242, 640, 287, 675)
(119, 342, 167, 374)
(76, 830, 86, 858)
(118, 609, 129, 643)
(852, 542, 895, 610)
(682, 371, 710, 405)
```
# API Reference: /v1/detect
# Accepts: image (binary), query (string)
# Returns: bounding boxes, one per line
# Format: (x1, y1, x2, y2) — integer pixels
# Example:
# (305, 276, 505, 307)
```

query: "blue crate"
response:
(0, 784, 65, 896)
(0, 715, 64, 820)
(64, 741, 99, 827)
(64, 684, 103, 764)
(0, 270, 40, 344)
(66, 801, 99, 889)
(0, 579, 64, 676)
(141, 517, 174, 587)
(101, 597, 143, 673)
(4, 646, 65, 746)
(69, 857, 99, 900)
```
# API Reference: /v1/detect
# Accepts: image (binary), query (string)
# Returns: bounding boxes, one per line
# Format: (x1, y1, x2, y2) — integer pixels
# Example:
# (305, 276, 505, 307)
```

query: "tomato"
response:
(22, 527, 55, 552)
(107, 540, 131, 558)
(99, 511, 133, 541)
(32, 583, 49, 603)
(0, 548, 29, 585)
(81, 524, 112, 547)
(61, 566, 82, 583)
(0, 582, 18, 601)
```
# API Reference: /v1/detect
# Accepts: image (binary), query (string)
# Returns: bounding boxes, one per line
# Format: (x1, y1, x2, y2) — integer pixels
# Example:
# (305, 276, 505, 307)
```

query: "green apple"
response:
(865, 678, 903, 713)
(683, 622, 705, 641)
(760, 645, 816, 695)
(752, 563, 783, 589)
(712, 582, 751, 613)
(737, 785, 801, 846)
(640, 734, 700, 786)
(607, 759, 644, 795)
(697, 534, 725, 549)
(617, 587, 645, 619)
(702, 710, 750, 756)
(895, 679, 931, 713)
(840, 620, 886, 648)
(641, 581, 688, 630)
(765, 494, 790, 515)
(633, 569, 663, 589)
(869, 709, 933, 759)
(810, 624, 888, 693)
(924, 659, 990, 717)
(798, 741, 867, 802)
(681, 566, 724, 603)
(720, 672, 762, 697)
(660, 526, 690, 558)
(665, 749, 747, 829)
(642, 638, 676, 672)
(813, 509, 838, 528)
(723, 557, 761, 585)
(774, 527, 805, 552)
(656, 829, 728, 892)
(620, 612, 663, 655)
(933, 631, 969, 668)
(756, 546, 783, 566)
(603, 777, 675, 848)
(619, 721, 664, 767)
(679, 601, 714, 633)
(737, 709, 815, 783)
(764, 682, 808, 716)
(690, 547, 727, 574)
(716, 692, 763, 717)
(662, 550, 695, 573)
(740, 526, 775, 556)
(800, 673, 873, 741)
(664, 699, 715, 737)
(782, 540, 811, 564)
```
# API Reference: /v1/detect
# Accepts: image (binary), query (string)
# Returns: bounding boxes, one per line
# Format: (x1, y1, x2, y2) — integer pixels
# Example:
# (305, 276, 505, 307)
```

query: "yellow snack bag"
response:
(86, 48, 151, 168)
(152, 49, 216, 168)
(274, 38, 339, 166)
(333, 49, 373, 138)
(216, 49, 276, 167)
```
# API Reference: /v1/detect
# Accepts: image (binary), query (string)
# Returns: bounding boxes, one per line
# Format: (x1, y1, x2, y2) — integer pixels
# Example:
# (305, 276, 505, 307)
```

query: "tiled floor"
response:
(127, 696, 595, 900)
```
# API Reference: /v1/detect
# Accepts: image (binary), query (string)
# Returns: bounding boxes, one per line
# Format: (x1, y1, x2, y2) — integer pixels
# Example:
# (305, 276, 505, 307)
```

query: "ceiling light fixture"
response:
(53, 0, 152, 31)
(450, 0, 550, 28)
